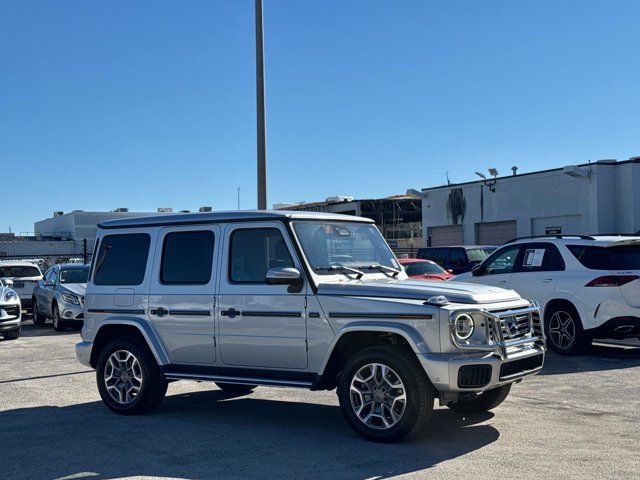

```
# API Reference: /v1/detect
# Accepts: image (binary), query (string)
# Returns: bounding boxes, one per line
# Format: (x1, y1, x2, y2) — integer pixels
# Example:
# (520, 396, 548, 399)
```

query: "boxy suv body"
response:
(76, 211, 545, 442)
(453, 235, 640, 354)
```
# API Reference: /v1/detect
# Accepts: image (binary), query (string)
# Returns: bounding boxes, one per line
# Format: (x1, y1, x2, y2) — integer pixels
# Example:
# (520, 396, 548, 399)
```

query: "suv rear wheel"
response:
(448, 384, 511, 414)
(337, 346, 434, 442)
(545, 303, 590, 355)
(96, 337, 168, 415)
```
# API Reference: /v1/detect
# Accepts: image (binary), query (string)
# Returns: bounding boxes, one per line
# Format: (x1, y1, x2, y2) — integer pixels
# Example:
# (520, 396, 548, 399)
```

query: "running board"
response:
(163, 372, 314, 389)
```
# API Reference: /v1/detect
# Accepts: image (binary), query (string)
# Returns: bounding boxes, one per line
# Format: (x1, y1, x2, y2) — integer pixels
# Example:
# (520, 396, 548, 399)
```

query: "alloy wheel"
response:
(349, 363, 407, 430)
(104, 350, 144, 405)
(548, 310, 576, 350)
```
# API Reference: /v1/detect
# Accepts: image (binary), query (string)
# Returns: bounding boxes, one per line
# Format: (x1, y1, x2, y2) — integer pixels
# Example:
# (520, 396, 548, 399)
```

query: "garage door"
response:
(428, 225, 463, 246)
(477, 221, 517, 245)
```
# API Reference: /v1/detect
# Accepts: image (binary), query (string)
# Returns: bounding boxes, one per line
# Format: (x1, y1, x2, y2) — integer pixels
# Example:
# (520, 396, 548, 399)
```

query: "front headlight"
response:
(4, 289, 18, 302)
(453, 313, 475, 340)
(61, 293, 80, 305)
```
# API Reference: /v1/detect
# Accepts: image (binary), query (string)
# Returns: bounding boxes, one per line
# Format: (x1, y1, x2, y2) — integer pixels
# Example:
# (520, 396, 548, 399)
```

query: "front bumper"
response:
(0, 303, 21, 330)
(76, 341, 93, 367)
(60, 303, 85, 322)
(419, 345, 545, 393)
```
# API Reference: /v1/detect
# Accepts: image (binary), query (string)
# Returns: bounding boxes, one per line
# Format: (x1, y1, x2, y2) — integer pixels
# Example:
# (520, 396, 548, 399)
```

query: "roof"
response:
(53, 263, 90, 269)
(422, 157, 640, 192)
(98, 210, 374, 229)
(507, 235, 640, 246)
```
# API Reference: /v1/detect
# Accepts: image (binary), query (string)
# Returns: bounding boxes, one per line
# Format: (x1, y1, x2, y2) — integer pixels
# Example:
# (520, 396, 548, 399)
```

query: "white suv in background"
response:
(453, 235, 640, 354)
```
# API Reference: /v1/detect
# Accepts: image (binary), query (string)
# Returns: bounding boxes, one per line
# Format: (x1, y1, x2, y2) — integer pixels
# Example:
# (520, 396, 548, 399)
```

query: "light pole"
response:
(255, 0, 267, 210)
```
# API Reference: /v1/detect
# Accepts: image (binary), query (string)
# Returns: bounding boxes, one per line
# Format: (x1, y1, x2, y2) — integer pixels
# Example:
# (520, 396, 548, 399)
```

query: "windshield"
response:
(59, 267, 90, 284)
(404, 262, 445, 276)
(466, 248, 494, 263)
(293, 221, 399, 274)
(0, 265, 41, 278)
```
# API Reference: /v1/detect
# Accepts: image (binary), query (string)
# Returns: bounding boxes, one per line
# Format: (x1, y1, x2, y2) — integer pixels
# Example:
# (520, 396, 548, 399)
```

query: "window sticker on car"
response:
(523, 249, 545, 267)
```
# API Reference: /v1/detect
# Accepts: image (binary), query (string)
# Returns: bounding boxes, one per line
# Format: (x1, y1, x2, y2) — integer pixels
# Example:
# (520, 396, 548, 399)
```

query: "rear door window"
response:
(93, 233, 151, 286)
(421, 248, 446, 266)
(448, 248, 467, 269)
(515, 243, 565, 272)
(160, 230, 215, 284)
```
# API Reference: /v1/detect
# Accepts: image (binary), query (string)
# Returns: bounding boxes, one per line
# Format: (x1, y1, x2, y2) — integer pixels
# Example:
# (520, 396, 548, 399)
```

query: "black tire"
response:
(3, 327, 21, 340)
(215, 382, 257, 393)
(52, 303, 66, 332)
(545, 303, 590, 355)
(448, 384, 511, 414)
(337, 346, 434, 443)
(96, 336, 168, 415)
(32, 299, 46, 325)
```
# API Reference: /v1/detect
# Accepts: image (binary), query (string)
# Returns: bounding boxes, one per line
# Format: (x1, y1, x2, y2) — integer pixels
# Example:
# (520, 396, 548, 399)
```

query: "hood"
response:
(316, 278, 521, 305)
(60, 283, 86, 297)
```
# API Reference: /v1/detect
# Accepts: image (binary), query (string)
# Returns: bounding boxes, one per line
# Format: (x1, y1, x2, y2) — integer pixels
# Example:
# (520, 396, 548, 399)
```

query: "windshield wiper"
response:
(315, 265, 364, 279)
(362, 264, 401, 277)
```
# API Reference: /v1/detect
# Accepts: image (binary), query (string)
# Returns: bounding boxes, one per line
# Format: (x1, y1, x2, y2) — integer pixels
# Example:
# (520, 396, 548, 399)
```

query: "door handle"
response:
(542, 278, 553, 283)
(220, 308, 240, 319)
(150, 307, 168, 317)
(497, 280, 507, 284)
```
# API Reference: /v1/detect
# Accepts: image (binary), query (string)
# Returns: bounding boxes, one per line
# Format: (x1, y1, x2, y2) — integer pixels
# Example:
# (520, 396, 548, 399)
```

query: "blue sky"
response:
(1, 1, 639, 234)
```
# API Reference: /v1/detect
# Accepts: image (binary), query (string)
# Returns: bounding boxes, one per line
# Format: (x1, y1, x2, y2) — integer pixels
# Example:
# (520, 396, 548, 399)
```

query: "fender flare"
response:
(316, 321, 429, 376)
(92, 317, 171, 366)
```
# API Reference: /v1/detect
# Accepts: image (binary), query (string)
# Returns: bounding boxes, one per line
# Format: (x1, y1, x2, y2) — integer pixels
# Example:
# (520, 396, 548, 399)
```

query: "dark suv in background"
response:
(417, 245, 497, 275)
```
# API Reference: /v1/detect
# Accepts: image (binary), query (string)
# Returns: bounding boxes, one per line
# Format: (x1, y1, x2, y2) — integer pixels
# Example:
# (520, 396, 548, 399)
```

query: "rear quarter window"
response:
(568, 244, 640, 270)
(93, 233, 151, 286)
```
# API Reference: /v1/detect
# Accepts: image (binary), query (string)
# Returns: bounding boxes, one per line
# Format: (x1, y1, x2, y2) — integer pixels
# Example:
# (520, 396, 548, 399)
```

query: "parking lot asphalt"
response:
(1, 324, 639, 480)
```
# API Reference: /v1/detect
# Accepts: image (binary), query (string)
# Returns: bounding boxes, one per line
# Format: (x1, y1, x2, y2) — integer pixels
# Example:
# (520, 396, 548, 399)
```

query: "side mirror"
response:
(446, 269, 453, 274)
(2, 278, 13, 287)
(44, 280, 54, 287)
(265, 267, 303, 292)
(471, 265, 485, 277)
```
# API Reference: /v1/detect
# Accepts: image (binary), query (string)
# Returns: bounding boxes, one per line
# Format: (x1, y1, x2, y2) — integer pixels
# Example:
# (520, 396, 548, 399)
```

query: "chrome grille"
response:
(500, 313, 531, 340)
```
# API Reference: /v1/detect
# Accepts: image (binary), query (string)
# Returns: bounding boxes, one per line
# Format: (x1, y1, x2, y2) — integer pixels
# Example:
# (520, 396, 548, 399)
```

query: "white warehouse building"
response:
(420, 158, 640, 247)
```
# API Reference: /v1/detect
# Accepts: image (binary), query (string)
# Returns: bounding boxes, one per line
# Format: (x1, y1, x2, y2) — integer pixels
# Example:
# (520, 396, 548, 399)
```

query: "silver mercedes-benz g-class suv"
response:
(76, 211, 545, 442)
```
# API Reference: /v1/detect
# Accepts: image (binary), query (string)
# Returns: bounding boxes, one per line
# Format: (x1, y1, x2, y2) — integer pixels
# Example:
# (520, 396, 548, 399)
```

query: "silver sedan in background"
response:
(32, 263, 89, 331)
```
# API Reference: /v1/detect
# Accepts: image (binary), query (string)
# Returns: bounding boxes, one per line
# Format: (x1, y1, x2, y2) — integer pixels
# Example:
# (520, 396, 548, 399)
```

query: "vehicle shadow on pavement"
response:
(16, 323, 80, 338)
(0, 389, 499, 480)
(539, 344, 640, 376)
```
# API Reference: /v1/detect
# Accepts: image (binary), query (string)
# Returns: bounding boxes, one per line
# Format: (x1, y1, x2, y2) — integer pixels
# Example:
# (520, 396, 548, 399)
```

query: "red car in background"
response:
(398, 258, 454, 281)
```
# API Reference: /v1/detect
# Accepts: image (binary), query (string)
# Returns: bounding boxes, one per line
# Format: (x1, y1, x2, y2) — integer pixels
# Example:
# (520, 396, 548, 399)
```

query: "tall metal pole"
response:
(255, 0, 267, 210)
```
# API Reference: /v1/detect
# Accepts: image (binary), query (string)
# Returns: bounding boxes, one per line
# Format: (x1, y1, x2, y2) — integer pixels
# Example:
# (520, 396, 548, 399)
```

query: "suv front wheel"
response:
(337, 346, 434, 442)
(96, 337, 168, 415)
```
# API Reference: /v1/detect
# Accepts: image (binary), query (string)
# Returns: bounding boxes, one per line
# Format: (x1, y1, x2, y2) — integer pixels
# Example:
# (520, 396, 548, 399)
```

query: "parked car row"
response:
(0, 260, 90, 332)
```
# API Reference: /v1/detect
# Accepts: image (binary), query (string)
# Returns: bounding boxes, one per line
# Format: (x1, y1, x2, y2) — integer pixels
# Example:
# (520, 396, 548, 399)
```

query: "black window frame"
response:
(228, 227, 294, 285)
(93, 233, 151, 286)
(159, 230, 215, 285)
